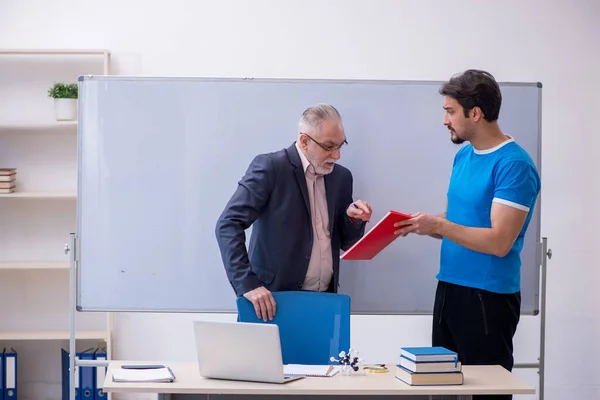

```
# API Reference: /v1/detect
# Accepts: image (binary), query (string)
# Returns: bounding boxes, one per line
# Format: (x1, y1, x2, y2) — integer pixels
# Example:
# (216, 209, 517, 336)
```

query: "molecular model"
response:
(330, 348, 363, 374)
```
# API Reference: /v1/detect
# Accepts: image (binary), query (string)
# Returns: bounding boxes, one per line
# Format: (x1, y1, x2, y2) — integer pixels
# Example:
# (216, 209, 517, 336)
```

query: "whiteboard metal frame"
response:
(73, 75, 543, 316)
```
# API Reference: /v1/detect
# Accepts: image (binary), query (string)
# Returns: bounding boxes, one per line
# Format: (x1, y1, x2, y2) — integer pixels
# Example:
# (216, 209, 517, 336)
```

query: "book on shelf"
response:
(0, 168, 16, 193)
(0, 168, 16, 177)
(395, 346, 463, 386)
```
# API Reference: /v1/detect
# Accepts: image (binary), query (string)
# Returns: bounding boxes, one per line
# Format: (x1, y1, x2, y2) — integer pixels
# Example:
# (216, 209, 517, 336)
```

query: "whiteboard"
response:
(75, 76, 542, 314)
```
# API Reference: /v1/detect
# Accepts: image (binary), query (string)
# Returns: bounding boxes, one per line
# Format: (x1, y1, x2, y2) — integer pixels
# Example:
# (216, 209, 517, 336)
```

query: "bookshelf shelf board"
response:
(0, 330, 107, 341)
(0, 121, 77, 133)
(0, 261, 69, 270)
(0, 191, 76, 199)
(0, 49, 110, 55)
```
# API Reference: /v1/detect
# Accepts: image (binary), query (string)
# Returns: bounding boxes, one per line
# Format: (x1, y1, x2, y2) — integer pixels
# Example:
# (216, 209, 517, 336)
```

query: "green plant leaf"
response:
(47, 82, 78, 99)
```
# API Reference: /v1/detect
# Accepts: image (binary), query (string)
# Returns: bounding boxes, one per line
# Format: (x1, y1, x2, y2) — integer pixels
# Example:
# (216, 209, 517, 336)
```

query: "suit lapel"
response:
(286, 143, 311, 217)
(324, 173, 335, 236)
(295, 168, 311, 217)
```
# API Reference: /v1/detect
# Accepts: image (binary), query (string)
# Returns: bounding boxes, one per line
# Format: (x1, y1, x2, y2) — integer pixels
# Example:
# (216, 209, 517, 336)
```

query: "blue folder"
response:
(2, 348, 16, 400)
(93, 348, 107, 400)
(79, 349, 95, 399)
(61, 348, 79, 400)
(0, 348, 4, 400)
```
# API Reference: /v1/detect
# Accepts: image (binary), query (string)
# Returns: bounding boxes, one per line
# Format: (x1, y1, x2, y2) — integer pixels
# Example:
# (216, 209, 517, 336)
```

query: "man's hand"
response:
(347, 200, 372, 222)
(243, 286, 276, 321)
(394, 212, 442, 237)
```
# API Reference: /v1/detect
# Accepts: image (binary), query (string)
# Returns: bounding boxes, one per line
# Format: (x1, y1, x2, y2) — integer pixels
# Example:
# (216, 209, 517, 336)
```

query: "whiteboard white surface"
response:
(75, 76, 541, 314)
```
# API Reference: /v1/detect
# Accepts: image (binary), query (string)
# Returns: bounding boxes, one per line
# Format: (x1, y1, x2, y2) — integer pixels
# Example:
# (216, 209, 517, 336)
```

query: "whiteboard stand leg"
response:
(514, 236, 550, 400)
(66, 233, 109, 398)
(66, 233, 77, 400)
(106, 310, 114, 400)
(538, 236, 551, 400)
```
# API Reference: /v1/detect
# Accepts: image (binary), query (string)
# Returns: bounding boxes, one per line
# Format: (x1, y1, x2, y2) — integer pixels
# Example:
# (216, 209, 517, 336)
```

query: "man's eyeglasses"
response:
(302, 133, 348, 152)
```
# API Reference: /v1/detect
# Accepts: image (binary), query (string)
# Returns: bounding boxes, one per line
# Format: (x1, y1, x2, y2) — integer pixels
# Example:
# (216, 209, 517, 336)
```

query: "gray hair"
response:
(298, 103, 342, 134)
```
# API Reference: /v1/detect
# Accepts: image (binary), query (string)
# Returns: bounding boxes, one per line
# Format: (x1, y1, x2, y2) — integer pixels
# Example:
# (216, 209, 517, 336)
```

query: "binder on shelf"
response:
(340, 210, 413, 260)
(61, 348, 80, 400)
(93, 348, 107, 400)
(0, 348, 4, 400)
(3, 348, 16, 400)
(79, 348, 95, 400)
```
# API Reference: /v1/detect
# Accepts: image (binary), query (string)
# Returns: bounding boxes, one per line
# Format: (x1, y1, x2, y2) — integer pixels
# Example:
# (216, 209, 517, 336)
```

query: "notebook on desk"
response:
(284, 364, 339, 377)
(112, 366, 175, 383)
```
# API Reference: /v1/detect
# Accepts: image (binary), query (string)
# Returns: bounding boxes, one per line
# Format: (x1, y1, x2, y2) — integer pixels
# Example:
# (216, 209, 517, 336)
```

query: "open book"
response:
(112, 366, 175, 383)
(284, 364, 339, 377)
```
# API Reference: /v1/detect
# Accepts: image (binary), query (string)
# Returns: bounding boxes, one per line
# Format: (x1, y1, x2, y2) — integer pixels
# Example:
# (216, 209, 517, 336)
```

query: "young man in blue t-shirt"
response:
(395, 69, 540, 400)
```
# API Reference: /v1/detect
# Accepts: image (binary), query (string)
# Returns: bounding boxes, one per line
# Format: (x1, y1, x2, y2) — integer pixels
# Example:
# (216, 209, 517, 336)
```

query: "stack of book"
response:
(0, 168, 16, 194)
(395, 346, 463, 386)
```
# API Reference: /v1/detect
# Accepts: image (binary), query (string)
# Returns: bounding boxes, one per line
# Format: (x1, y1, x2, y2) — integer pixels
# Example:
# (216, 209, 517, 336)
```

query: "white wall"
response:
(1, 1, 599, 399)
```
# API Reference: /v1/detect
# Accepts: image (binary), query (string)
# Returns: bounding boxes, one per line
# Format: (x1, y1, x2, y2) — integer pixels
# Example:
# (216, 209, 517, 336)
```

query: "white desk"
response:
(104, 361, 535, 400)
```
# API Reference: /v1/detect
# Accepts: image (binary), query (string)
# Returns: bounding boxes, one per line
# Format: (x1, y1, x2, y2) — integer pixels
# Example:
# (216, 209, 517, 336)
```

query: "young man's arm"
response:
(435, 204, 528, 256)
(396, 160, 540, 256)
(429, 200, 447, 240)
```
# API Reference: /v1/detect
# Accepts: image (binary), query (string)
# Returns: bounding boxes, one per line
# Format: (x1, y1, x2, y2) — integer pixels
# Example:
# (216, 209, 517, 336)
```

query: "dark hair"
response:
(440, 69, 502, 121)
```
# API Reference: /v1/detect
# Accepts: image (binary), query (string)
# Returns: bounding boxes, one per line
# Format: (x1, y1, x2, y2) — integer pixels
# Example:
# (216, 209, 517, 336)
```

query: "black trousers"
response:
(432, 280, 521, 400)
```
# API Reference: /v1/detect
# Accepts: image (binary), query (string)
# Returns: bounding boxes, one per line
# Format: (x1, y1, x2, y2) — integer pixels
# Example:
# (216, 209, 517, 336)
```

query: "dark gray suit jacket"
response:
(215, 142, 366, 297)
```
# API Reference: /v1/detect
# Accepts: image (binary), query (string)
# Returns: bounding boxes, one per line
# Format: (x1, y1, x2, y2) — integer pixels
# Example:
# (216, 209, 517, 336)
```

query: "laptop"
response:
(193, 320, 304, 384)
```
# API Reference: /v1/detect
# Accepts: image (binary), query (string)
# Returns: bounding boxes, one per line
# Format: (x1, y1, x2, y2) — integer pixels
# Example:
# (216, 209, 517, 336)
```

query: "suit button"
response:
(298, 281, 303, 287)
(305, 255, 310, 259)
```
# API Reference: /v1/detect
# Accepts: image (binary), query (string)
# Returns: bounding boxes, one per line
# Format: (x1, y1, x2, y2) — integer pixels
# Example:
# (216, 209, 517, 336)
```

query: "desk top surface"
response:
(104, 361, 535, 396)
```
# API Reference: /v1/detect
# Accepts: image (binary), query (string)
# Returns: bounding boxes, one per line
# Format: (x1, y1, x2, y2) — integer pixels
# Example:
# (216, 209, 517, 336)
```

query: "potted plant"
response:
(47, 82, 78, 121)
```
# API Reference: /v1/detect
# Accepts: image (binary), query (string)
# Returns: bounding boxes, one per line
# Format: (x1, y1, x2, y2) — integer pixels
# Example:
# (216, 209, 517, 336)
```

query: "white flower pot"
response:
(54, 98, 77, 121)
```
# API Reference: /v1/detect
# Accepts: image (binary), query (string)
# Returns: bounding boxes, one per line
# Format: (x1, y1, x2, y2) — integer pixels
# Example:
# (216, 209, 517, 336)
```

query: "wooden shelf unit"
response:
(0, 48, 113, 400)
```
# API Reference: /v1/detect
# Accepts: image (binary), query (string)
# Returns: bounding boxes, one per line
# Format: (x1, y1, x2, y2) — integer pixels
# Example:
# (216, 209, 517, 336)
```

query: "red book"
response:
(340, 210, 413, 260)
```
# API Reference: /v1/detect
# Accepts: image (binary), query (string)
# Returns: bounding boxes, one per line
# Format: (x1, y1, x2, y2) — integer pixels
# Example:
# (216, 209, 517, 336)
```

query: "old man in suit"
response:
(215, 103, 371, 321)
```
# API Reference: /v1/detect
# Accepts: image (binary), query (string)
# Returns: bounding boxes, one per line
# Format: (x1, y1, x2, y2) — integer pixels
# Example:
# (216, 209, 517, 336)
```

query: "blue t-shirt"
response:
(437, 138, 541, 294)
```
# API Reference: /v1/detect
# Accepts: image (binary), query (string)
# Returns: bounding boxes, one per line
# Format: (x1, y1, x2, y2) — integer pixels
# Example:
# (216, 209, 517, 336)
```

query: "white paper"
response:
(112, 367, 175, 382)
(284, 364, 338, 377)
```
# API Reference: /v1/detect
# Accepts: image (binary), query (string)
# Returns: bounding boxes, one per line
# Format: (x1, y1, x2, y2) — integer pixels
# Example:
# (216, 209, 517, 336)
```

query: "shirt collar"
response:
(295, 140, 311, 173)
(472, 135, 515, 155)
